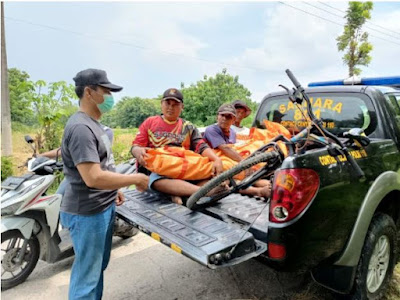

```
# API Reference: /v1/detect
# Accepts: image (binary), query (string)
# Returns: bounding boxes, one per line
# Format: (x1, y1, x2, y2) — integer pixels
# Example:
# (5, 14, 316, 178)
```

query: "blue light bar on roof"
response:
(308, 76, 400, 87)
(308, 80, 344, 87)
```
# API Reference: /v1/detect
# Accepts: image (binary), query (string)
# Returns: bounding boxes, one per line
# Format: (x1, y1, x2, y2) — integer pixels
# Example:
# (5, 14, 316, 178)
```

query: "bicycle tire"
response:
(186, 151, 279, 209)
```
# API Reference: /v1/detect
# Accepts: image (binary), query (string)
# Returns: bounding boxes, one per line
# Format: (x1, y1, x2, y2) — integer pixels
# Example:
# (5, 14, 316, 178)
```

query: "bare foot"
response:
(259, 182, 272, 198)
(205, 181, 229, 197)
(171, 195, 183, 205)
(254, 179, 270, 187)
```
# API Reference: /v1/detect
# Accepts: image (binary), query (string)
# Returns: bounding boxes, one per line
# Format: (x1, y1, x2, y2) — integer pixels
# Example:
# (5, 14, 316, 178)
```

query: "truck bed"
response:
(117, 190, 269, 269)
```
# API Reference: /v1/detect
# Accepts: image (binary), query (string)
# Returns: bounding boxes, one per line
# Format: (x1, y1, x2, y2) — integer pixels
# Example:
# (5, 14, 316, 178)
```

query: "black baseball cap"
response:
(162, 88, 184, 103)
(232, 100, 251, 117)
(73, 68, 123, 92)
(218, 103, 237, 117)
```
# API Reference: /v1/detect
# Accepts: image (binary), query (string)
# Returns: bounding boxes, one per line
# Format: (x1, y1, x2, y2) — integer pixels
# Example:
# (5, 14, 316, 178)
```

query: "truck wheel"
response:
(1, 230, 40, 290)
(353, 213, 397, 300)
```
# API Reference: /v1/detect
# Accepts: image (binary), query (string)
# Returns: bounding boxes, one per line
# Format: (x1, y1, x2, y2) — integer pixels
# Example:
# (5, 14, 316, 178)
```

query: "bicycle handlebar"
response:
(286, 69, 302, 90)
(285, 69, 365, 178)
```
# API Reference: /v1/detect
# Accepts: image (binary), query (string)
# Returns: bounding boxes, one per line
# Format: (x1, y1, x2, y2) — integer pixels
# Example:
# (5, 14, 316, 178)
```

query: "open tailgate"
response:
(117, 190, 267, 269)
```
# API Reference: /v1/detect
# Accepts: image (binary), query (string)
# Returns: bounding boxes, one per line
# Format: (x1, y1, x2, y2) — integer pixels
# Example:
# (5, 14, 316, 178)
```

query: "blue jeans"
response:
(60, 203, 116, 300)
(148, 172, 167, 191)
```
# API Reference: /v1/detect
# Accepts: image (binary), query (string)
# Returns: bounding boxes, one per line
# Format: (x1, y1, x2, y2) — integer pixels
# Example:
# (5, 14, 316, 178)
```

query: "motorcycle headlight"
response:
(1, 201, 23, 216)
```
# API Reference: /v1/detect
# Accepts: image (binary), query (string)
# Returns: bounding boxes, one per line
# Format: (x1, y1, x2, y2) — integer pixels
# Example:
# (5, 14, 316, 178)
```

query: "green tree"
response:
(1, 156, 13, 181)
(8, 68, 36, 125)
(181, 69, 255, 126)
(29, 80, 77, 151)
(336, 1, 374, 76)
(102, 96, 159, 128)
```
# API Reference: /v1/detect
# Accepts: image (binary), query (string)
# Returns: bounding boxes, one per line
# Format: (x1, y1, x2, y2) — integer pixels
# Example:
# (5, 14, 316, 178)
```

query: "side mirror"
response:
(24, 135, 34, 144)
(44, 166, 54, 174)
(344, 128, 370, 148)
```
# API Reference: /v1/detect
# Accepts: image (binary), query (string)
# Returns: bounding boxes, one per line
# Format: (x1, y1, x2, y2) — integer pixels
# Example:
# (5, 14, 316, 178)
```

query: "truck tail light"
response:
(270, 169, 319, 223)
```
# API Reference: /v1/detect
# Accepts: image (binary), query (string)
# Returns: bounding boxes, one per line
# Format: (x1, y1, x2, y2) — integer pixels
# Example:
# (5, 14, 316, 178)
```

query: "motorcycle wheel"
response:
(1, 230, 40, 290)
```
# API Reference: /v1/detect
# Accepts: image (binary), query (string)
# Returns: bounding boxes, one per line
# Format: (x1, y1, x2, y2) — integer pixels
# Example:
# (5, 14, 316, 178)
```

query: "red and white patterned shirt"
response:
(132, 115, 208, 154)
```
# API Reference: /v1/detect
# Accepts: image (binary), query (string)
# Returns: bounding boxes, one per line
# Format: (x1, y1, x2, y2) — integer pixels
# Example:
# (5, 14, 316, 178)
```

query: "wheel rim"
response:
(366, 235, 390, 293)
(1, 236, 32, 281)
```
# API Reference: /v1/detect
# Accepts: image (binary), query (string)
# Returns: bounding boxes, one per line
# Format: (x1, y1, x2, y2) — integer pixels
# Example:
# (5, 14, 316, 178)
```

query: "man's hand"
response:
(115, 190, 125, 206)
(132, 146, 148, 166)
(212, 158, 224, 177)
(132, 173, 149, 192)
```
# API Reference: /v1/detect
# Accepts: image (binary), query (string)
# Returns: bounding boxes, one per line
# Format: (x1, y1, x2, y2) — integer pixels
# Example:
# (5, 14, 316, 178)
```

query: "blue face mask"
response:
(97, 94, 115, 114)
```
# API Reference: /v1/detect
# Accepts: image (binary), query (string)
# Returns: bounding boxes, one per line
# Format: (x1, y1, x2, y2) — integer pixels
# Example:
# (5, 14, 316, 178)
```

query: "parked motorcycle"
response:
(1, 135, 138, 290)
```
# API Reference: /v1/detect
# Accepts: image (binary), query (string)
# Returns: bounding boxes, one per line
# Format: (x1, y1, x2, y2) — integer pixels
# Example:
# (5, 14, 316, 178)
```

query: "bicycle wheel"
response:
(186, 151, 279, 209)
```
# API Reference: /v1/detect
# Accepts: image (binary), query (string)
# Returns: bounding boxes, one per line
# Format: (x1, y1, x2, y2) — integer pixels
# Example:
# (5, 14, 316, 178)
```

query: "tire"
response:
(1, 230, 40, 290)
(113, 216, 139, 239)
(186, 151, 279, 209)
(352, 213, 398, 300)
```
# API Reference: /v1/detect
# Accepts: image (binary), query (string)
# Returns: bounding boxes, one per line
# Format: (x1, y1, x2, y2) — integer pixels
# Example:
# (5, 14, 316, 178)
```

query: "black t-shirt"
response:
(61, 112, 117, 215)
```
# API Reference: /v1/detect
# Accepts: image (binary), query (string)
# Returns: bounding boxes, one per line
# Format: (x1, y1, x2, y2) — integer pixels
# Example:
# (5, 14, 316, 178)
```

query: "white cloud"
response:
(224, 2, 400, 102)
(105, 3, 236, 59)
(365, 9, 400, 76)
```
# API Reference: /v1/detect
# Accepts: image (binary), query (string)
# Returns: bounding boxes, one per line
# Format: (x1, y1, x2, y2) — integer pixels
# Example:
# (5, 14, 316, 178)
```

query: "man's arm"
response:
(201, 148, 223, 175)
(204, 126, 242, 162)
(131, 145, 149, 166)
(217, 144, 242, 162)
(77, 162, 148, 191)
(38, 148, 61, 159)
(131, 119, 150, 165)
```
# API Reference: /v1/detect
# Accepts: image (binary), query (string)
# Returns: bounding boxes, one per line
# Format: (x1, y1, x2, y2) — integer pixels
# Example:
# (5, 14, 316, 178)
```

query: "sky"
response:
(4, 1, 400, 103)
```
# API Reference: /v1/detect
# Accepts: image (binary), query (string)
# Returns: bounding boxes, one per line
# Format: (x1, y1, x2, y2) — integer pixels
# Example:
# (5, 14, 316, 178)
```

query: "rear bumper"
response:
(117, 190, 268, 269)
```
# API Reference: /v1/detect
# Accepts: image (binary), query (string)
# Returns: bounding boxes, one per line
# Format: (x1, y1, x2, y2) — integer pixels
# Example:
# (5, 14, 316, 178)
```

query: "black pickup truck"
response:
(117, 82, 400, 299)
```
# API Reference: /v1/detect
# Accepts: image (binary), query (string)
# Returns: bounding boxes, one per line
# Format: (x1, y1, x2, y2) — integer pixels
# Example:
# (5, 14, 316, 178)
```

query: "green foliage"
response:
(11, 121, 38, 133)
(180, 69, 255, 126)
(28, 80, 78, 151)
(102, 97, 159, 128)
(1, 156, 14, 181)
(47, 171, 64, 194)
(8, 68, 78, 151)
(111, 128, 138, 164)
(112, 142, 132, 164)
(8, 68, 36, 125)
(336, 2, 374, 76)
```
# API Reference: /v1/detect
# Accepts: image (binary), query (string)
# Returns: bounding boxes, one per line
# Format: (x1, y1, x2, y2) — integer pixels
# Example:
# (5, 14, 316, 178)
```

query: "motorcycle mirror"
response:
(24, 135, 34, 144)
(44, 166, 54, 174)
(344, 128, 370, 147)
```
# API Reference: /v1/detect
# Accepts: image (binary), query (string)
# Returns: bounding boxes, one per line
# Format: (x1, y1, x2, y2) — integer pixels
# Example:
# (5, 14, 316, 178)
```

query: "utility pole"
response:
(1, 1, 12, 156)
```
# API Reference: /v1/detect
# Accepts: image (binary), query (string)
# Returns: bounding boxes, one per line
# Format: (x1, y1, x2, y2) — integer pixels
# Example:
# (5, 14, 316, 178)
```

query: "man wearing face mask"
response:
(61, 69, 149, 300)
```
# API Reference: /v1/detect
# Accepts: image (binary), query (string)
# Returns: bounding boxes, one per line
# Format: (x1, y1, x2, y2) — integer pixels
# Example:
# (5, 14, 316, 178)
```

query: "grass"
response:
(8, 127, 139, 176)
(10, 130, 37, 176)
(111, 128, 138, 163)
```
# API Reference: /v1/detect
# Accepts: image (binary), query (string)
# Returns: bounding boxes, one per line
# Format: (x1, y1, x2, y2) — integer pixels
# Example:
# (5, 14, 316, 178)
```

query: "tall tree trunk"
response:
(1, 2, 12, 156)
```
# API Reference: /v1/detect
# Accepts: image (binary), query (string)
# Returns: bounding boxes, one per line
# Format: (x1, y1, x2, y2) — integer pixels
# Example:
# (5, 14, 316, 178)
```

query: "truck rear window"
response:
(254, 92, 377, 136)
